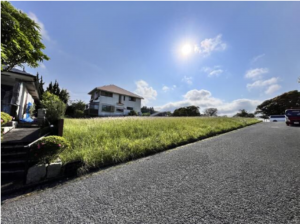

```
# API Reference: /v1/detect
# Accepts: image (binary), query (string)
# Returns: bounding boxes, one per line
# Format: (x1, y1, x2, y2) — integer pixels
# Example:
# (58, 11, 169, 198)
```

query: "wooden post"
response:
(58, 119, 64, 136)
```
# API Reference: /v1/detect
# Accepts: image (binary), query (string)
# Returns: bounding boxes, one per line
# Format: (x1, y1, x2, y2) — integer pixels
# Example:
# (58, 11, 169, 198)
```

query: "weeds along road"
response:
(2, 122, 300, 223)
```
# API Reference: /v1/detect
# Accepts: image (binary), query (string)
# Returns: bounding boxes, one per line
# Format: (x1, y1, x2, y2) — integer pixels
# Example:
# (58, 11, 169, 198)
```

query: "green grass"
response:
(60, 117, 260, 169)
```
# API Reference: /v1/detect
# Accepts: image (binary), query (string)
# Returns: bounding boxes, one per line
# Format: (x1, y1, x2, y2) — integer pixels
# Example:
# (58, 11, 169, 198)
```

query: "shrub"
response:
(1, 112, 12, 125)
(41, 91, 66, 124)
(30, 136, 70, 164)
(74, 109, 85, 118)
(128, 110, 137, 116)
(173, 106, 200, 116)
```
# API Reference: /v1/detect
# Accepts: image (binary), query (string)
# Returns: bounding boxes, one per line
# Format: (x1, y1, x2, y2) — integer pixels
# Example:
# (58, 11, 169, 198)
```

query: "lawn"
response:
(60, 117, 260, 169)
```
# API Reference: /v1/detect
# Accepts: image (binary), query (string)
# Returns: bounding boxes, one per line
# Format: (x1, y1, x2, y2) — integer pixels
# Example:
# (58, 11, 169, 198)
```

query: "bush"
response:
(74, 109, 84, 118)
(30, 136, 70, 164)
(1, 112, 12, 125)
(173, 106, 200, 116)
(41, 91, 66, 124)
(128, 110, 137, 116)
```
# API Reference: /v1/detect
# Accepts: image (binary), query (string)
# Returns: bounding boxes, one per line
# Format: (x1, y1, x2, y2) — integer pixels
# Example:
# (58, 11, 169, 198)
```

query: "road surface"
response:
(2, 122, 300, 223)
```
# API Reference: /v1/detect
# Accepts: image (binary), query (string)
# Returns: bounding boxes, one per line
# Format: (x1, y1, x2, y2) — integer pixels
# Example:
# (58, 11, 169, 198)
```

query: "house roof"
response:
(88, 84, 144, 99)
(2, 67, 40, 100)
(2, 67, 36, 78)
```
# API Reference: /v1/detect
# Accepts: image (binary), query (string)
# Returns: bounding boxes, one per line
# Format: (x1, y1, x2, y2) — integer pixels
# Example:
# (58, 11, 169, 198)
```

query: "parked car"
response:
(285, 109, 300, 126)
(269, 115, 286, 122)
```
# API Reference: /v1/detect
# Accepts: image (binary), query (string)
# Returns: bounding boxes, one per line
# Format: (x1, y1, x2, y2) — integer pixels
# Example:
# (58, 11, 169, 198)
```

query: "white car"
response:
(269, 115, 286, 122)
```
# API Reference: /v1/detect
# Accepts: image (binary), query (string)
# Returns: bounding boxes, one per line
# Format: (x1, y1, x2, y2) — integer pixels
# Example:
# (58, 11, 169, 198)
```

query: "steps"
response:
(1, 144, 29, 190)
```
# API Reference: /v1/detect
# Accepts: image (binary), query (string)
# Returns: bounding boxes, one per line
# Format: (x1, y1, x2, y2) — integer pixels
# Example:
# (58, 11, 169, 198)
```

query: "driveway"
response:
(2, 122, 300, 223)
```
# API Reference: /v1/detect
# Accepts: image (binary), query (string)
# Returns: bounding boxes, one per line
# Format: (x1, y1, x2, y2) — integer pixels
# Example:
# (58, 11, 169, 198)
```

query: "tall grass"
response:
(60, 117, 260, 168)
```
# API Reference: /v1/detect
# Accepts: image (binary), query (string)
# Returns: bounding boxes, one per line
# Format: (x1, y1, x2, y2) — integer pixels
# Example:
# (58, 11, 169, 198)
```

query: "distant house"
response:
(88, 85, 143, 116)
(1, 68, 40, 120)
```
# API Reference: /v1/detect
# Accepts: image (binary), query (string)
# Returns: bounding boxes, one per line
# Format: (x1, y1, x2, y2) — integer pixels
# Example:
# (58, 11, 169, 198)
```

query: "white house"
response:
(1, 68, 40, 120)
(88, 85, 143, 116)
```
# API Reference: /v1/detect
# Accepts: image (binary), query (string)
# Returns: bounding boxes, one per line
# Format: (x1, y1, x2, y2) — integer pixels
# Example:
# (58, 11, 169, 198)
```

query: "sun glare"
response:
(181, 44, 192, 56)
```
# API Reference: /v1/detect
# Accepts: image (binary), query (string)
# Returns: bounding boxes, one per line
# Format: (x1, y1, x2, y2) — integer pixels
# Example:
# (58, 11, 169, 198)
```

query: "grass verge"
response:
(60, 117, 260, 169)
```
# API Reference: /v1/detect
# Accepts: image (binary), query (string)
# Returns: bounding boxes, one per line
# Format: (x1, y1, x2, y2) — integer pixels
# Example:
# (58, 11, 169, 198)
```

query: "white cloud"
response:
(28, 12, 50, 41)
(265, 84, 281, 94)
(162, 86, 170, 92)
(194, 34, 227, 56)
(245, 68, 269, 80)
(251, 54, 265, 63)
(40, 63, 46, 69)
(182, 76, 193, 85)
(247, 77, 279, 90)
(202, 66, 223, 77)
(154, 89, 260, 116)
(162, 85, 176, 92)
(135, 80, 157, 105)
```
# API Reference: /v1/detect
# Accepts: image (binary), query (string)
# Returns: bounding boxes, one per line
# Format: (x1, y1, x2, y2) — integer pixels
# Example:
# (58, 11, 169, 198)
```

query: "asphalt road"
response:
(2, 122, 300, 223)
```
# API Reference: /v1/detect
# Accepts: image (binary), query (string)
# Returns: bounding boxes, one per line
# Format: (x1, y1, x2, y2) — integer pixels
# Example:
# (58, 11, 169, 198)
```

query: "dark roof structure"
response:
(88, 84, 144, 99)
(2, 67, 35, 78)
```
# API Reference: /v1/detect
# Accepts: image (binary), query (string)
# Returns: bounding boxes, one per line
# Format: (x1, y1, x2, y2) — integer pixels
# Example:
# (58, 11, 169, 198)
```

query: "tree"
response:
(204, 108, 218, 116)
(59, 89, 70, 104)
(65, 100, 86, 117)
(141, 106, 157, 115)
(46, 81, 70, 104)
(41, 91, 66, 124)
(234, 109, 255, 118)
(173, 106, 200, 116)
(1, 1, 49, 71)
(37, 73, 45, 97)
(255, 90, 300, 116)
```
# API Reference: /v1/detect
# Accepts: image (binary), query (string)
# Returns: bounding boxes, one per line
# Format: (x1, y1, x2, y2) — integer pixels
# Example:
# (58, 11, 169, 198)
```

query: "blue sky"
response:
(12, 1, 300, 115)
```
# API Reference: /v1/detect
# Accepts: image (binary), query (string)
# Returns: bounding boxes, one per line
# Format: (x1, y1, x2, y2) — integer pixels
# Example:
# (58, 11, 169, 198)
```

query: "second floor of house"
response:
(88, 84, 143, 110)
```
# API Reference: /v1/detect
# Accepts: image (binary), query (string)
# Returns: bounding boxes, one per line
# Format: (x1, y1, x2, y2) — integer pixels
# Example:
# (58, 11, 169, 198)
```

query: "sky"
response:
(12, 1, 300, 116)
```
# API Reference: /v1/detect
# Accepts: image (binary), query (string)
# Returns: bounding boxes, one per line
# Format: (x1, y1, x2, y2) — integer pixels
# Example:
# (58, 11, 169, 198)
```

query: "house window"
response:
(118, 95, 122, 104)
(94, 91, 99, 100)
(123, 96, 125, 101)
(116, 108, 124, 113)
(127, 107, 133, 110)
(129, 97, 136, 101)
(102, 105, 115, 112)
(90, 102, 99, 110)
(101, 91, 113, 97)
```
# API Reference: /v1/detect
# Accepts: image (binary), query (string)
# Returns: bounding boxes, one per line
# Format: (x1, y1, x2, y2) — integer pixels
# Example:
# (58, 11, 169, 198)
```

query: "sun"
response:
(181, 43, 193, 56)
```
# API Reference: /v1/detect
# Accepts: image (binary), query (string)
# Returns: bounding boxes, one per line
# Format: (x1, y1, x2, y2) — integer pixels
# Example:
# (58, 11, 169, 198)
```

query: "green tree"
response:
(37, 73, 45, 97)
(173, 106, 200, 116)
(65, 100, 86, 117)
(255, 90, 300, 116)
(41, 91, 66, 124)
(59, 89, 70, 104)
(1, 1, 49, 70)
(234, 109, 255, 118)
(141, 106, 157, 114)
(204, 108, 218, 116)
(46, 81, 70, 104)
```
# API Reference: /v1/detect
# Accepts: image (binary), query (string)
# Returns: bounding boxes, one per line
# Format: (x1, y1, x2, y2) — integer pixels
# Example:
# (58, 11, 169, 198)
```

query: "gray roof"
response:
(2, 67, 35, 78)
(88, 84, 144, 99)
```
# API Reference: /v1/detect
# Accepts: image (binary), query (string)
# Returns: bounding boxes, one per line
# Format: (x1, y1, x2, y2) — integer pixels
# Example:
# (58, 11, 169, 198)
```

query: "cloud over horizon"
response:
(245, 68, 281, 95)
(135, 80, 157, 105)
(154, 89, 261, 116)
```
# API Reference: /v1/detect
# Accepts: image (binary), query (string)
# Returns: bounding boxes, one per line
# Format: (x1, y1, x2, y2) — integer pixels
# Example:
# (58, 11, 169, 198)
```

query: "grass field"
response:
(60, 117, 260, 169)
